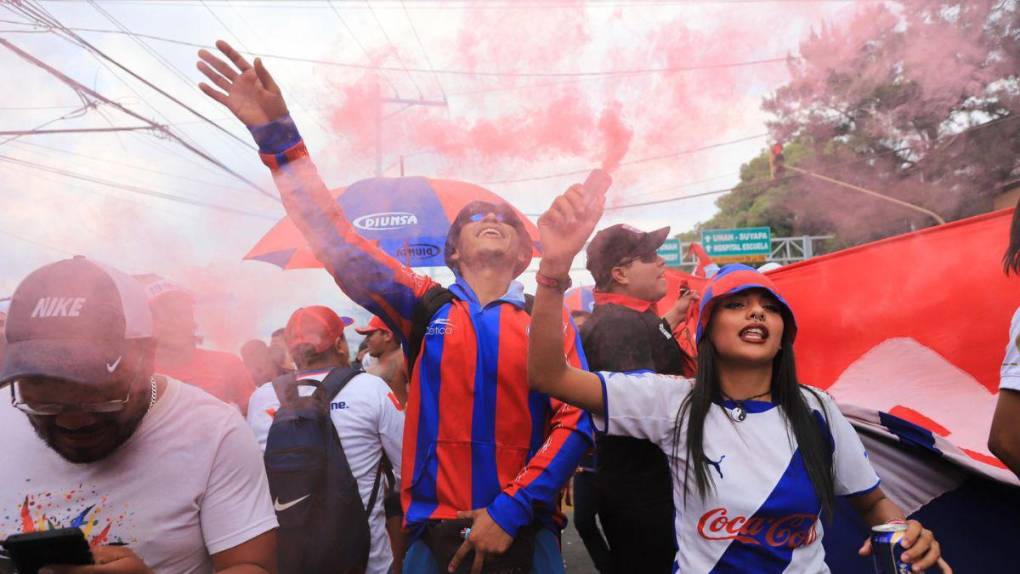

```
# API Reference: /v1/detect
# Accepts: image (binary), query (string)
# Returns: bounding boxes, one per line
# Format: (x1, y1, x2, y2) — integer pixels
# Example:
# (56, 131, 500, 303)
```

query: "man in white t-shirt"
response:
(247, 306, 404, 574)
(0, 257, 277, 574)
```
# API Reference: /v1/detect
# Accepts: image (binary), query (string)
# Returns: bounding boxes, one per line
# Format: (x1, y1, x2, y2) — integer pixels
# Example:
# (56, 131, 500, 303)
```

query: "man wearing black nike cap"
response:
(580, 224, 696, 573)
(0, 256, 277, 574)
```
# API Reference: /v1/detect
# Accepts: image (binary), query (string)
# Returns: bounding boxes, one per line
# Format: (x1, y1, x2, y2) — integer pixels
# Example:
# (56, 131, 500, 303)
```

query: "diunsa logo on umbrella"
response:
(352, 212, 419, 231)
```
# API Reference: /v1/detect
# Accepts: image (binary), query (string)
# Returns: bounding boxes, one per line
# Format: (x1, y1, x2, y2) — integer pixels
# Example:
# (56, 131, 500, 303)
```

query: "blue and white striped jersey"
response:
(593, 371, 880, 573)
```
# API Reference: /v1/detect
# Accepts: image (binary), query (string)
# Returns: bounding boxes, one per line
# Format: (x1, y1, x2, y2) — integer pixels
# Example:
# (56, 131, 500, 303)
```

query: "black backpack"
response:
(264, 367, 382, 574)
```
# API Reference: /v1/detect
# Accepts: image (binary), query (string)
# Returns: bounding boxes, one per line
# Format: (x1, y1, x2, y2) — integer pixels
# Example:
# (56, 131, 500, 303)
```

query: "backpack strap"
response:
(270, 373, 298, 407)
(365, 460, 384, 514)
(407, 286, 456, 369)
(319, 366, 364, 403)
(320, 365, 386, 515)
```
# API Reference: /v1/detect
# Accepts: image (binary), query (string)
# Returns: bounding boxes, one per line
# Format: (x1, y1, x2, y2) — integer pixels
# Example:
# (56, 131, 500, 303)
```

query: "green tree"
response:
(693, 1, 1019, 248)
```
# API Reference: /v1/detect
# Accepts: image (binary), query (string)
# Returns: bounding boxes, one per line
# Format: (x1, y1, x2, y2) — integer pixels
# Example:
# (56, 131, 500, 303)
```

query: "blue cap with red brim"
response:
(696, 264, 797, 345)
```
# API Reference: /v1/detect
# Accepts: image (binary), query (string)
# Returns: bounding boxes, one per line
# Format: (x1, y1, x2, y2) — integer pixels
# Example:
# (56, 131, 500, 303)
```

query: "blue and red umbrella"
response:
(246, 176, 540, 269)
(564, 285, 596, 314)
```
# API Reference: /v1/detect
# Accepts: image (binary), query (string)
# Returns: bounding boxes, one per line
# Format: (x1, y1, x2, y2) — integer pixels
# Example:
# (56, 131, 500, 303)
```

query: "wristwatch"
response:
(535, 271, 572, 292)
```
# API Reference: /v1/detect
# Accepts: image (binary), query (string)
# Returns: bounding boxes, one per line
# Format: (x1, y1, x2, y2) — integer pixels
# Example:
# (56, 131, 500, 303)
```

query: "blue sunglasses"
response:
(467, 212, 509, 223)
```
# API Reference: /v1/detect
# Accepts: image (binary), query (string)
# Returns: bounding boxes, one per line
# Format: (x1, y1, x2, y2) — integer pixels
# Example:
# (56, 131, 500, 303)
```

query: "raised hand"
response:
(537, 181, 606, 277)
(196, 40, 289, 127)
(663, 283, 700, 329)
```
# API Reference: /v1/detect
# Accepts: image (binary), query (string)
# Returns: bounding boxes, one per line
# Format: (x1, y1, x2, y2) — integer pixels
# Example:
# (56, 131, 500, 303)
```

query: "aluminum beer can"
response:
(871, 522, 911, 574)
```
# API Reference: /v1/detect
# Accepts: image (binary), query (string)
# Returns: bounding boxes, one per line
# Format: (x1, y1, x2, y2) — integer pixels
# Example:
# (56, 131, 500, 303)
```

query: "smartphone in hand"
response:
(2, 528, 94, 574)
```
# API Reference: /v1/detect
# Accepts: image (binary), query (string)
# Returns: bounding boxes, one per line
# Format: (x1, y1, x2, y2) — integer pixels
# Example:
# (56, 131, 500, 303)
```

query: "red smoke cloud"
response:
(313, 2, 850, 191)
(598, 102, 632, 173)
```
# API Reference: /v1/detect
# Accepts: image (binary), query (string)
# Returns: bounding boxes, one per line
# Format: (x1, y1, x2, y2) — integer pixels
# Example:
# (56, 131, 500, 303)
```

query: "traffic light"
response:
(768, 143, 785, 179)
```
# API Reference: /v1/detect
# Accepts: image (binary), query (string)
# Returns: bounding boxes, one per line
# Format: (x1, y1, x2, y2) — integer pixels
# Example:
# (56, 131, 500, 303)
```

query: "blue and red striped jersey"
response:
(255, 120, 593, 538)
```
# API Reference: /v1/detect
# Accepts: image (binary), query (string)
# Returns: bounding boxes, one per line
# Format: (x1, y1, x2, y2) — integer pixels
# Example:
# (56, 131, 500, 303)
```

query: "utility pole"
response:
(376, 96, 447, 177)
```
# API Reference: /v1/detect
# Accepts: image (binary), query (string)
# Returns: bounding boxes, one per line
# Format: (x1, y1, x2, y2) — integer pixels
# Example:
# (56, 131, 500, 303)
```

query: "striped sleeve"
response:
(255, 122, 438, 345)
(487, 312, 594, 537)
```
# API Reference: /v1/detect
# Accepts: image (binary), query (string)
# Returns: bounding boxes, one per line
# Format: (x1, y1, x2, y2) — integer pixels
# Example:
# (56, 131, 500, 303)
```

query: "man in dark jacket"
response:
(580, 224, 696, 573)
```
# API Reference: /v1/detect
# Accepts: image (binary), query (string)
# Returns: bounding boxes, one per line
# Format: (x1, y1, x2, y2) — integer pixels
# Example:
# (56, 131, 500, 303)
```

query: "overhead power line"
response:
(0, 36, 278, 202)
(0, 153, 278, 220)
(366, 0, 424, 98)
(401, 0, 447, 101)
(13, 23, 797, 79)
(563, 114, 1019, 213)
(0, 98, 93, 147)
(201, 0, 339, 141)
(8, 139, 255, 196)
(10, 1, 257, 152)
(86, 0, 195, 89)
(327, 0, 400, 98)
(481, 133, 768, 185)
(0, 126, 158, 136)
(0, 227, 77, 257)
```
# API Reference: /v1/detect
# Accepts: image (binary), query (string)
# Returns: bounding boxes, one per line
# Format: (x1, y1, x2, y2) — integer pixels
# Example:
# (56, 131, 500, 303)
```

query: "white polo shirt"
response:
(592, 371, 880, 573)
(247, 369, 404, 574)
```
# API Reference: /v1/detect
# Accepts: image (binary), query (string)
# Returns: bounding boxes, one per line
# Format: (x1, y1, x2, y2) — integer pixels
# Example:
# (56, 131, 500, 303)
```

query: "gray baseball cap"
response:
(0, 256, 154, 386)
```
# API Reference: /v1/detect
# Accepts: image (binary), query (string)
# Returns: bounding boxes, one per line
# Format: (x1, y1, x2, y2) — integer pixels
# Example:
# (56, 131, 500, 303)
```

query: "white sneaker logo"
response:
(273, 494, 311, 512)
(106, 356, 122, 373)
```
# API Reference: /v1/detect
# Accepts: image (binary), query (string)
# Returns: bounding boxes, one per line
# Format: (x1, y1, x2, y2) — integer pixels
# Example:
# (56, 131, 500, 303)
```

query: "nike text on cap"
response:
(0, 256, 154, 386)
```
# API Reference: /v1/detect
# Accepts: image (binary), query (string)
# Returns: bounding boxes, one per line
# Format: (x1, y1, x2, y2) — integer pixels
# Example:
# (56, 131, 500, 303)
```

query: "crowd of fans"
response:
(0, 38, 988, 574)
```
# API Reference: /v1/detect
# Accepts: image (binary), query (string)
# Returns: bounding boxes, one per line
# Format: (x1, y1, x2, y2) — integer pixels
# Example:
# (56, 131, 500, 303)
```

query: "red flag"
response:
(769, 208, 1020, 475)
(688, 242, 717, 278)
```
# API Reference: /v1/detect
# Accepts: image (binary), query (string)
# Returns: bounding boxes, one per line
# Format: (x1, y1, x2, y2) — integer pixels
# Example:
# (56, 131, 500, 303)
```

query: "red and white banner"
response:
(767, 208, 1020, 483)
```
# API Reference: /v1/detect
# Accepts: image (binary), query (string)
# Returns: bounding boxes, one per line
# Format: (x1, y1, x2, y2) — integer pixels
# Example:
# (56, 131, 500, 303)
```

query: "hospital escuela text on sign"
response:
(701, 227, 772, 263)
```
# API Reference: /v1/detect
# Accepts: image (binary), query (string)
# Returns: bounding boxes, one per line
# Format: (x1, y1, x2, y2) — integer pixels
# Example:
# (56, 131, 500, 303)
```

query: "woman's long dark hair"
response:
(671, 310, 836, 520)
(1003, 197, 1020, 275)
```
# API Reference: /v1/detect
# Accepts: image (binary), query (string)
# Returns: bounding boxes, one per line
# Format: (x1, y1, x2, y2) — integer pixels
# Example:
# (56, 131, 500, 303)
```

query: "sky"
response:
(0, 0, 866, 351)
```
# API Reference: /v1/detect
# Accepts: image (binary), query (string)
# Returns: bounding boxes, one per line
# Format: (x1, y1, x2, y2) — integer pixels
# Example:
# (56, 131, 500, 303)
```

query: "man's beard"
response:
(30, 409, 147, 464)
(467, 246, 517, 271)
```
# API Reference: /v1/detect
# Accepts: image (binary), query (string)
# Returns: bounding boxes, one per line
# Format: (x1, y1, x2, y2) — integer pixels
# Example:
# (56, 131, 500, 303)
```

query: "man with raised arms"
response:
(196, 41, 593, 574)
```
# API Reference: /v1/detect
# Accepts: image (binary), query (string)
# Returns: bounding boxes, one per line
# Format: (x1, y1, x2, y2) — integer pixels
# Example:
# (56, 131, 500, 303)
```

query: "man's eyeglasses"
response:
(617, 252, 661, 267)
(9, 382, 132, 416)
(460, 201, 519, 226)
(467, 212, 510, 224)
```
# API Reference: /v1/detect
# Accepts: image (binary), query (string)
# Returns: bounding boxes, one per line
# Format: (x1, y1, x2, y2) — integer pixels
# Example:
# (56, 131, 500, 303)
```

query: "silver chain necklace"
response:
(147, 376, 158, 413)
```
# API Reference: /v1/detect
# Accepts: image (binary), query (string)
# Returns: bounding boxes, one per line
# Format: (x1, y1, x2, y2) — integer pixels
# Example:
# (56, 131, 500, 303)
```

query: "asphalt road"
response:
(561, 509, 598, 573)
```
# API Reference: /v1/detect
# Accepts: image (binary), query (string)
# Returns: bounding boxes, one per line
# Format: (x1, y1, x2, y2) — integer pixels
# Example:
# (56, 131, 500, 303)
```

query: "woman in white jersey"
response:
(527, 184, 950, 573)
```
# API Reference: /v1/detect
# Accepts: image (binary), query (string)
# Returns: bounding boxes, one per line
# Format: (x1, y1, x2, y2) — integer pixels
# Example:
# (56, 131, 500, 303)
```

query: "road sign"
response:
(657, 238, 682, 267)
(701, 227, 772, 263)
